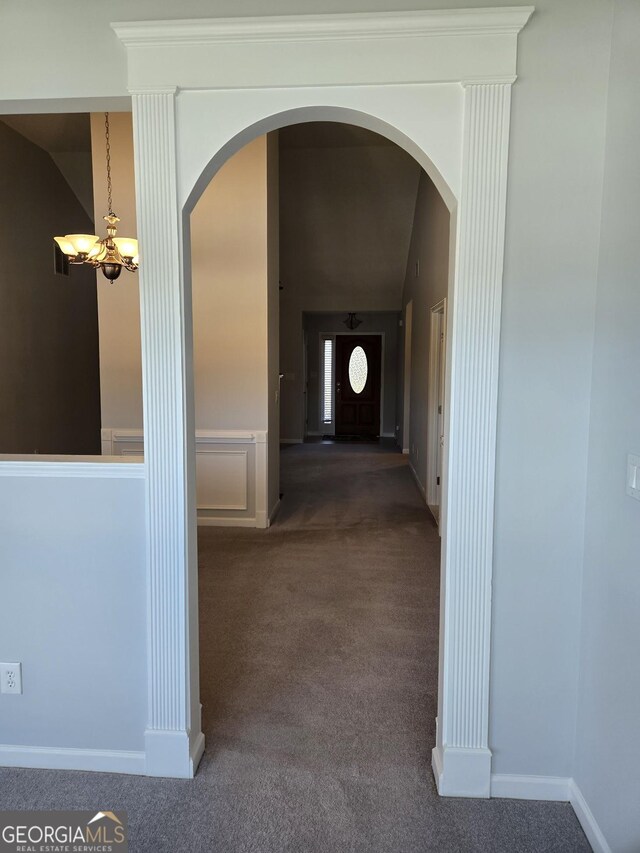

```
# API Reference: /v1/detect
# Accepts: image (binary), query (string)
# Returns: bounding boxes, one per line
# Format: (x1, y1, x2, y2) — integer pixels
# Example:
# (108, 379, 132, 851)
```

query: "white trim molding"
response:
(432, 79, 514, 799)
(0, 744, 146, 776)
(569, 780, 612, 853)
(113, 7, 533, 786)
(0, 457, 144, 479)
(409, 459, 427, 504)
(490, 774, 612, 853)
(491, 773, 571, 801)
(113, 9, 534, 48)
(104, 428, 269, 528)
(112, 8, 533, 94)
(132, 90, 203, 778)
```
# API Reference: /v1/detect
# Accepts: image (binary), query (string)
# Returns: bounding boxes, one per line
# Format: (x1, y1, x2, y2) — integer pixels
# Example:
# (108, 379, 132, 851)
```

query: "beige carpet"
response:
(0, 442, 590, 851)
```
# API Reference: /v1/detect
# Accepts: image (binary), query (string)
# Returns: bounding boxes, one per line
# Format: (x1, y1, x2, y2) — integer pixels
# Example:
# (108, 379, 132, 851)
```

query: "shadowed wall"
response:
(0, 120, 100, 454)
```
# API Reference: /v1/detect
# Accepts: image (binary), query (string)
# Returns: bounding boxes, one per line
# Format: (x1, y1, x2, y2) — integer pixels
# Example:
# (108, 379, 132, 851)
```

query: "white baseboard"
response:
(432, 745, 491, 798)
(570, 779, 612, 853)
(190, 731, 205, 776)
(198, 515, 257, 528)
(268, 498, 281, 526)
(402, 447, 409, 455)
(145, 729, 193, 778)
(409, 460, 427, 504)
(491, 773, 570, 801)
(490, 773, 612, 852)
(0, 744, 146, 775)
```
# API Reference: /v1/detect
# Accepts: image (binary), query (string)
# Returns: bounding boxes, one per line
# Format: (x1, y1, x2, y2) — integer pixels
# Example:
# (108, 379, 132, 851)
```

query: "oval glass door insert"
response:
(348, 345, 368, 394)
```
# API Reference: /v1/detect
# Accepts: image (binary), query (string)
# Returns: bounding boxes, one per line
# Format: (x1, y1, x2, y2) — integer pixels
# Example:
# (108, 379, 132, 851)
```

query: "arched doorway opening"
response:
(186, 118, 453, 803)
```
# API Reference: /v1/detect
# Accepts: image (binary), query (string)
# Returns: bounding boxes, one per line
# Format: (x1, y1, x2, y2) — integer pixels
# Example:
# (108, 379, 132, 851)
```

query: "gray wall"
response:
(575, 2, 640, 849)
(488, 0, 611, 779)
(304, 311, 400, 437)
(279, 131, 420, 441)
(0, 121, 101, 455)
(400, 172, 450, 493)
(0, 472, 146, 752)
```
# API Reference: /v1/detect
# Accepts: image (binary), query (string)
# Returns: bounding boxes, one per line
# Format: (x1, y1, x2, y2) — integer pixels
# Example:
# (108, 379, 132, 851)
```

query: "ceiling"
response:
(279, 122, 422, 310)
(279, 122, 395, 150)
(0, 113, 91, 153)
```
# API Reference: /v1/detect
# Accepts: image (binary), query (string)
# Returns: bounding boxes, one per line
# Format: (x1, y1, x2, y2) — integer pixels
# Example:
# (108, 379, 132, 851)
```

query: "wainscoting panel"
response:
(196, 449, 247, 510)
(102, 428, 269, 527)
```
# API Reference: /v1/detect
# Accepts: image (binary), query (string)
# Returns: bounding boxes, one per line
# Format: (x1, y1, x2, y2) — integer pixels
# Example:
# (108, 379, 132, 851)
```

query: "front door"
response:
(335, 335, 382, 437)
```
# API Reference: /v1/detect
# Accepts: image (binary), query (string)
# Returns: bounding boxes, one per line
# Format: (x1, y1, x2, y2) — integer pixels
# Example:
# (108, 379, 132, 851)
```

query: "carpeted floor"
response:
(0, 442, 591, 852)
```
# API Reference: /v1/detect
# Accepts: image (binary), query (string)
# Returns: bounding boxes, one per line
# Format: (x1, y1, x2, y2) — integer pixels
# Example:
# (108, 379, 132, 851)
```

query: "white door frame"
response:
(427, 299, 447, 521)
(402, 300, 413, 455)
(114, 6, 533, 794)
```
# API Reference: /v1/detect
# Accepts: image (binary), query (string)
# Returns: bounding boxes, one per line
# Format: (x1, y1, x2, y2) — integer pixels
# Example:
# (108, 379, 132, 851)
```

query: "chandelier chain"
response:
(105, 112, 113, 215)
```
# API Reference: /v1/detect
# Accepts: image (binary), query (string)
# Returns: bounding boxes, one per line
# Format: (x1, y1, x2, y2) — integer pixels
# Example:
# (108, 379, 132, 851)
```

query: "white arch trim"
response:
(183, 106, 457, 217)
(113, 7, 533, 794)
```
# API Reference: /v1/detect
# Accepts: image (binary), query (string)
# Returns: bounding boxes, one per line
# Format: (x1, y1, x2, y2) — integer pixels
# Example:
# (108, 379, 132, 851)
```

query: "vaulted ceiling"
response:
(0, 113, 94, 219)
(279, 122, 422, 311)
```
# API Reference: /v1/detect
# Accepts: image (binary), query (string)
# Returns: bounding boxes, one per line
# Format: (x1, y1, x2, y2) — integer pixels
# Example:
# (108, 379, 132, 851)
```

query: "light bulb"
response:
(54, 237, 78, 257)
(66, 234, 99, 256)
(114, 237, 138, 260)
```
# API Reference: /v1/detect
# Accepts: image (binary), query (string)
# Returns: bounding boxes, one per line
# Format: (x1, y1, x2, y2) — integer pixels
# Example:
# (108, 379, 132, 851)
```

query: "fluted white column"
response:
(433, 81, 513, 798)
(132, 89, 203, 777)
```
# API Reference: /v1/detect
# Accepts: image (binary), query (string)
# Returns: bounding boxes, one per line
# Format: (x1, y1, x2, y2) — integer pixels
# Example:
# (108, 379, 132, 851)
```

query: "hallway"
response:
(198, 441, 442, 850)
(0, 444, 590, 851)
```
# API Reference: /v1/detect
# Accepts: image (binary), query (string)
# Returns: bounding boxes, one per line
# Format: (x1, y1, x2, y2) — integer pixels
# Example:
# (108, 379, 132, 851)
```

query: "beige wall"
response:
(191, 135, 269, 432)
(91, 112, 142, 429)
(95, 118, 275, 524)
(267, 133, 280, 517)
(95, 117, 273, 436)
(400, 172, 450, 494)
(0, 120, 101, 454)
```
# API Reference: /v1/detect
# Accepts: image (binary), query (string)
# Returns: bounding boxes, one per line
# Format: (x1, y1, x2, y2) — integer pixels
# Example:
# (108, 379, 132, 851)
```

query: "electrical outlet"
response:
(0, 662, 22, 694)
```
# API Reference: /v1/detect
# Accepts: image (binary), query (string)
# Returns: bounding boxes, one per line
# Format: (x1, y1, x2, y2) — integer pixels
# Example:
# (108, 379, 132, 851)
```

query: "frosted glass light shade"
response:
(113, 237, 138, 259)
(54, 236, 78, 257)
(66, 234, 99, 255)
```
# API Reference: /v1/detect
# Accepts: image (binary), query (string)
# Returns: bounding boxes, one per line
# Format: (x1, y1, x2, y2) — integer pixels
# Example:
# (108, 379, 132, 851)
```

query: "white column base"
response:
(145, 729, 205, 778)
(432, 745, 492, 798)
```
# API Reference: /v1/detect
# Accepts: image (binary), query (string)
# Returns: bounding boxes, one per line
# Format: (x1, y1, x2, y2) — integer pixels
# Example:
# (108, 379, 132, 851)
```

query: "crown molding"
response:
(112, 7, 534, 48)
(128, 86, 178, 96)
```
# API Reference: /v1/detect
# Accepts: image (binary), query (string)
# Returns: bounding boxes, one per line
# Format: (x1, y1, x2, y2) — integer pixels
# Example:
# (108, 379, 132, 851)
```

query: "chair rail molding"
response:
(114, 6, 533, 788)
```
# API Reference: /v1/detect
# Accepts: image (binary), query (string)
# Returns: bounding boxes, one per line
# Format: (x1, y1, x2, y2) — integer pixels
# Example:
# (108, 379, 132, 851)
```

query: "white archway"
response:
(114, 7, 533, 796)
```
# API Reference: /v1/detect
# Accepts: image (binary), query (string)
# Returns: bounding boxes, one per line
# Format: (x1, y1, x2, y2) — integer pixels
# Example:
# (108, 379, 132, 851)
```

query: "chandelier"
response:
(54, 113, 138, 282)
(343, 312, 363, 330)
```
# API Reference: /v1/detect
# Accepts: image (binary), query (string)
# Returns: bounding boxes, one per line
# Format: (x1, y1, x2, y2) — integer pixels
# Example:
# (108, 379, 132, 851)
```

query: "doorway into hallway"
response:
(198, 440, 442, 846)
